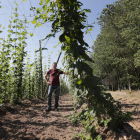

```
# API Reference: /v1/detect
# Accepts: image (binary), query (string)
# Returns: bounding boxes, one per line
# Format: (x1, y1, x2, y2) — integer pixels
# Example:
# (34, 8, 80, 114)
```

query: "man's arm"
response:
(59, 69, 70, 75)
(44, 74, 50, 84)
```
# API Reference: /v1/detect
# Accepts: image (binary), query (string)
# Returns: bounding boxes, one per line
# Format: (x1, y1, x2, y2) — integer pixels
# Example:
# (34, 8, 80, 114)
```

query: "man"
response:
(44, 62, 68, 111)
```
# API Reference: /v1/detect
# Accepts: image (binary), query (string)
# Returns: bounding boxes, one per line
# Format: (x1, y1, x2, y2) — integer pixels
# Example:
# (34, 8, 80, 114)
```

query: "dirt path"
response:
(0, 93, 81, 140)
(110, 91, 140, 133)
(1, 91, 140, 140)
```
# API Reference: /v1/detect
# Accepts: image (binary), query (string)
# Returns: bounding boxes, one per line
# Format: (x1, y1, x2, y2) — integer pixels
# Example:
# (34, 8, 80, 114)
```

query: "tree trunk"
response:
(118, 81, 120, 91)
(127, 68, 131, 92)
(117, 75, 120, 91)
(112, 84, 113, 91)
(128, 78, 131, 92)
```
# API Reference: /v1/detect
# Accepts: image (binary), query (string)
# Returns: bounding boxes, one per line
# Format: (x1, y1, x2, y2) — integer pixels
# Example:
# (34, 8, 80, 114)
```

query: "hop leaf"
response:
(29, 33, 33, 37)
(36, 22, 42, 27)
(76, 79, 82, 85)
(15, 13, 18, 17)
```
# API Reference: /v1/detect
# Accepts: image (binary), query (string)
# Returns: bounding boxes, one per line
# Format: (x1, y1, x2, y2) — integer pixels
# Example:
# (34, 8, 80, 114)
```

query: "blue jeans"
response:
(47, 85, 60, 109)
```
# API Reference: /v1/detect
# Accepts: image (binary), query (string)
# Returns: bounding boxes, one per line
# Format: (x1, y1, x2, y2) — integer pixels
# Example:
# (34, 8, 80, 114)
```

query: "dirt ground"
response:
(0, 91, 140, 140)
(108, 90, 140, 139)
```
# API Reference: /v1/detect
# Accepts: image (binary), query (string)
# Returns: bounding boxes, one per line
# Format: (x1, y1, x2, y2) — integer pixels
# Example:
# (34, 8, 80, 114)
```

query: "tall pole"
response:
(57, 51, 62, 64)
(39, 40, 43, 97)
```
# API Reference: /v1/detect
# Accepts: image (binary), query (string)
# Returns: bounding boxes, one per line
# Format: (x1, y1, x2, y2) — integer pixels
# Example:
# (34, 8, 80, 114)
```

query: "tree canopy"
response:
(93, 0, 140, 91)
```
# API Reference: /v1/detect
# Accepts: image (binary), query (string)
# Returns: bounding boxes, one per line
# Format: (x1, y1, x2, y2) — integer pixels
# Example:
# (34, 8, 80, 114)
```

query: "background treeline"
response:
(0, 6, 69, 104)
(92, 0, 140, 91)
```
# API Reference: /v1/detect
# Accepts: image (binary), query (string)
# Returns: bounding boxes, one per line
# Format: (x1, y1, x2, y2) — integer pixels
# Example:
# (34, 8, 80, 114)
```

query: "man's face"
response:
(53, 63, 57, 69)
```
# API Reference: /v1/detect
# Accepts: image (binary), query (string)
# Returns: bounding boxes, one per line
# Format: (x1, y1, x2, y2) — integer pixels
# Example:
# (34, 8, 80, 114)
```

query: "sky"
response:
(0, 0, 117, 71)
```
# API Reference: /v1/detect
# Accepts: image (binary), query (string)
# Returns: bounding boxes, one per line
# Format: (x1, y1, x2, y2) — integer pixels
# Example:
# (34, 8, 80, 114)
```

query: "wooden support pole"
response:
(39, 40, 43, 97)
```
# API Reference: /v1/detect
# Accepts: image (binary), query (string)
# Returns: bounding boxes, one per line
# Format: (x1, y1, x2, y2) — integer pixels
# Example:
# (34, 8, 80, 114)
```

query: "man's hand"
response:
(44, 74, 50, 84)
(63, 72, 70, 75)
(47, 81, 51, 85)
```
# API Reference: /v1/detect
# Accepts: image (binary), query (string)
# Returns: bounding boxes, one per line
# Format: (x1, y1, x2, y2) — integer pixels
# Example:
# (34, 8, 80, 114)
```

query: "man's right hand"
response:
(44, 74, 50, 85)
(47, 82, 51, 85)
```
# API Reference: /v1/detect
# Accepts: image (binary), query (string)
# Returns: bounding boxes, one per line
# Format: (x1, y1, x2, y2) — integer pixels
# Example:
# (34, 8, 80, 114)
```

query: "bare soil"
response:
(108, 90, 140, 139)
(0, 91, 140, 140)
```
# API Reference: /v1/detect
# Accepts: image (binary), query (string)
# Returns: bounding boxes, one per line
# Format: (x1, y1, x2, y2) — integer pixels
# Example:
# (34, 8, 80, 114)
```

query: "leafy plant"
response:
(30, 0, 132, 139)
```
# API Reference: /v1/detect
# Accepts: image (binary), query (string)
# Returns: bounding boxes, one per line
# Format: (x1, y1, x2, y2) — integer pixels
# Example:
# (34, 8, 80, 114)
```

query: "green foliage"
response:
(0, 0, 134, 139)
(92, 0, 140, 91)
(29, 33, 33, 37)
(134, 49, 140, 67)
(31, 0, 132, 138)
(60, 76, 69, 95)
(0, 4, 29, 103)
(35, 47, 48, 53)
(0, 3, 46, 103)
(0, 40, 10, 102)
